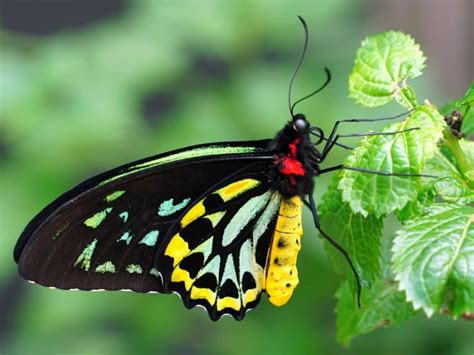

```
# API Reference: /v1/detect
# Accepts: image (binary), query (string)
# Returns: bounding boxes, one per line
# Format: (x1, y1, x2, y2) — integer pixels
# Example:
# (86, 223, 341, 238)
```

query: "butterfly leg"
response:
(308, 194, 362, 307)
(314, 110, 414, 160)
(318, 164, 438, 178)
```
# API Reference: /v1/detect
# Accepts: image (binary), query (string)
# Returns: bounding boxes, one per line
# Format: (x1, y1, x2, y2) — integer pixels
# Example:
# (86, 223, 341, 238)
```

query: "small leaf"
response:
(349, 31, 425, 108)
(338, 105, 445, 218)
(392, 204, 474, 317)
(319, 174, 383, 291)
(336, 279, 417, 346)
(426, 150, 474, 204)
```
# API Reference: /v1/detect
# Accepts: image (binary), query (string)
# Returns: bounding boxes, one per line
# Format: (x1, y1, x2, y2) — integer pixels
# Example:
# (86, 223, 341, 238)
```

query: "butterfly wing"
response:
(15, 141, 274, 297)
(157, 177, 283, 320)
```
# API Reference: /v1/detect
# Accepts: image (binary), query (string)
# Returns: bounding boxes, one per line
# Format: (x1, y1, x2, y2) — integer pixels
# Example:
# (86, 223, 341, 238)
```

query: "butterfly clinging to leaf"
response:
(14, 16, 423, 320)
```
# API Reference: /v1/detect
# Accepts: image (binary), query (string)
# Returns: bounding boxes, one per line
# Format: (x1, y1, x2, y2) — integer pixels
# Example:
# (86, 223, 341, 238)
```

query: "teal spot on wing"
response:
(158, 198, 191, 217)
(84, 208, 113, 229)
(119, 211, 129, 222)
(139, 230, 159, 246)
(150, 268, 160, 278)
(126, 264, 143, 274)
(74, 239, 98, 271)
(117, 231, 133, 245)
(105, 190, 125, 203)
(95, 261, 116, 273)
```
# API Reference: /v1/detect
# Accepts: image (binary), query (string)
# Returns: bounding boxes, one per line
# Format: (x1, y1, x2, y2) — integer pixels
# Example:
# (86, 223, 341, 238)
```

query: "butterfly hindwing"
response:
(15, 141, 274, 297)
(157, 177, 283, 320)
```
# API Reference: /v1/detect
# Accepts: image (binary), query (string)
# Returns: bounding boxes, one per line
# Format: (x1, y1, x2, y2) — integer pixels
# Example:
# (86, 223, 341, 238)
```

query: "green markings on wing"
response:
(100, 145, 261, 186)
(119, 211, 129, 222)
(95, 261, 116, 274)
(139, 230, 159, 246)
(150, 268, 160, 278)
(104, 190, 125, 203)
(84, 208, 113, 229)
(222, 191, 272, 247)
(74, 239, 98, 271)
(52, 223, 70, 240)
(117, 231, 133, 245)
(126, 264, 143, 274)
(158, 198, 191, 217)
(116, 230, 160, 246)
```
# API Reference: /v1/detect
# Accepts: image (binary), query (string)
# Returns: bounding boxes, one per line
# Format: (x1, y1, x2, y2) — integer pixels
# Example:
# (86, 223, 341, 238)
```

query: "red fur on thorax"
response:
(277, 137, 305, 178)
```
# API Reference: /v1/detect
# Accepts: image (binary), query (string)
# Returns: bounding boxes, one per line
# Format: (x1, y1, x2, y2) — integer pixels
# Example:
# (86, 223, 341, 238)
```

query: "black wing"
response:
(14, 140, 274, 297)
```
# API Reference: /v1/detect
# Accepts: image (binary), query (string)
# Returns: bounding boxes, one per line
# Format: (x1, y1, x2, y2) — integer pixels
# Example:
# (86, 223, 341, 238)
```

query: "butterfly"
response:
(13, 16, 417, 321)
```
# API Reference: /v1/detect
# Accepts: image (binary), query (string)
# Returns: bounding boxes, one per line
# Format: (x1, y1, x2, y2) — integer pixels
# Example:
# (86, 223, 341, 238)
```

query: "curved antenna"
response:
(290, 67, 331, 115)
(288, 16, 332, 117)
(288, 15, 310, 118)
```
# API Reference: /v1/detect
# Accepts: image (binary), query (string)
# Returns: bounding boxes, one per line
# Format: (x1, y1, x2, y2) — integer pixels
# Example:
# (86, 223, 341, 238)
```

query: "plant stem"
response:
(442, 132, 474, 188)
(395, 85, 418, 109)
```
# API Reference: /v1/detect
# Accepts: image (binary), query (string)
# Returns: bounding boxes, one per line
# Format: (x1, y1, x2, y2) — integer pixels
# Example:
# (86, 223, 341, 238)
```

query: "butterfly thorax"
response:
(270, 115, 320, 198)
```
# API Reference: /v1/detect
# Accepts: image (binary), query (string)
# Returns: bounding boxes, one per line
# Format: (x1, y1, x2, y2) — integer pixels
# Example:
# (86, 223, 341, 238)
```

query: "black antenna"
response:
(291, 68, 331, 115)
(288, 15, 309, 118)
(288, 16, 332, 117)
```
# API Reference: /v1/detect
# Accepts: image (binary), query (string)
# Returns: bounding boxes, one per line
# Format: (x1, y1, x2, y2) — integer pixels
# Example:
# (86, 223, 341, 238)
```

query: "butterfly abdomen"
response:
(265, 196, 303, 306)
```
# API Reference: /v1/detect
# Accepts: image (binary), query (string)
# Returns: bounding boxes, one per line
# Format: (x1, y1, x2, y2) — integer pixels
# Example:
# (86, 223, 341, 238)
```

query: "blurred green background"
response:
(1, 1, 472, 354)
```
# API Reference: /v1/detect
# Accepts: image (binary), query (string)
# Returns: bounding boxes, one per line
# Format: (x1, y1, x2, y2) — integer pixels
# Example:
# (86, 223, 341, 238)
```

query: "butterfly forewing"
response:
(15, 141, 274, 297)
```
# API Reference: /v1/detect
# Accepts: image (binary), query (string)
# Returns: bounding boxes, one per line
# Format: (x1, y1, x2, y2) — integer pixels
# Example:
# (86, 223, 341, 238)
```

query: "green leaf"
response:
(349, 31, 425, 108)
(392, 204, 474, 317)
(319, 174, 383, 291)
(336, 279, 417, 346)
(426, 150, 474, 204)
(396, 188, 435, 222)
(338, 105, 445, 218)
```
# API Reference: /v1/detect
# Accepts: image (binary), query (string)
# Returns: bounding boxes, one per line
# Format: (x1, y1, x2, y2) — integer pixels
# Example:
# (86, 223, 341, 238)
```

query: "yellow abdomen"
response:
(265, 196, 303, 306)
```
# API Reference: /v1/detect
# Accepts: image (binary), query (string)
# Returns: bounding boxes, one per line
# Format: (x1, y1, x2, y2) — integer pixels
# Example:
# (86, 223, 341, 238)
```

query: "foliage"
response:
(1, 3, 473, 354)
(320, 31, 474, 345)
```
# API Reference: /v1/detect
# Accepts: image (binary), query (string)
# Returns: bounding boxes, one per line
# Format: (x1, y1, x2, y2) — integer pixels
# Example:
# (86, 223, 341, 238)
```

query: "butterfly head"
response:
(292, 114, 310, 135)
(292, 113, 324, 145)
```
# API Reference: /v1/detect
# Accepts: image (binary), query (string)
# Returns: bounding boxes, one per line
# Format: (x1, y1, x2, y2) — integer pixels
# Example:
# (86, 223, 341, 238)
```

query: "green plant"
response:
(318, 31, 473, 345)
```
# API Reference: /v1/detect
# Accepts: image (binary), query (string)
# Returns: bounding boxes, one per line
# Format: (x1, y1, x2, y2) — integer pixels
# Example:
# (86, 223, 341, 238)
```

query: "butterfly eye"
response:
(293, 115, 309, 134)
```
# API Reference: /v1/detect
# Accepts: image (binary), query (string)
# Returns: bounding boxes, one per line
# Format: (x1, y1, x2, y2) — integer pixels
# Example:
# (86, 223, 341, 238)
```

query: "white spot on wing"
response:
(222, 191, 271, 247)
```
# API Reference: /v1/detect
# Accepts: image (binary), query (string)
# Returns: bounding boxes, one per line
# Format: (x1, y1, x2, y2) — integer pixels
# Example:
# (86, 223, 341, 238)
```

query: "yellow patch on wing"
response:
(216, 296, 241, 311)
(190, 287, 217, 305)
(205, 211, 226, 228)
(164, 233, 190, 267)
(265, 196, 303, 307)
(216, 178, 261, 202)
(243, 289, 259, 305)
(180, 200, 206, 228)
(171, 266, 194, 291)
